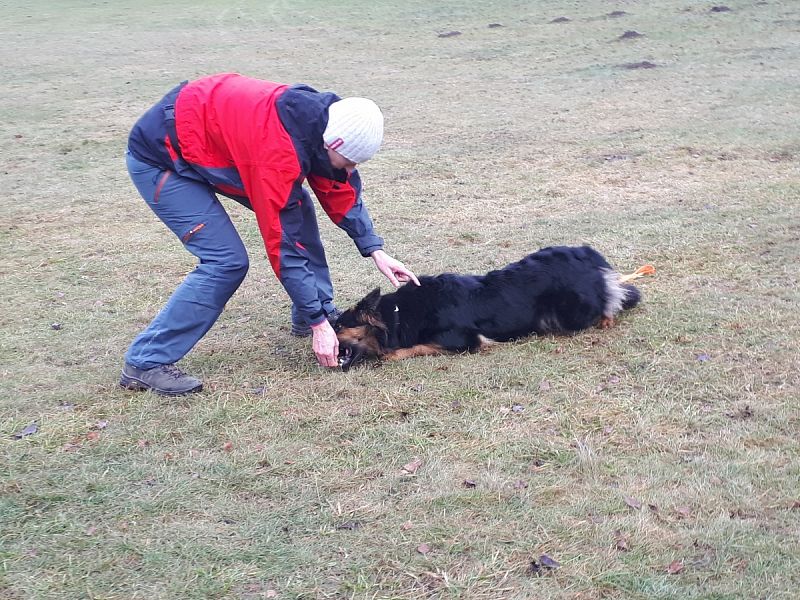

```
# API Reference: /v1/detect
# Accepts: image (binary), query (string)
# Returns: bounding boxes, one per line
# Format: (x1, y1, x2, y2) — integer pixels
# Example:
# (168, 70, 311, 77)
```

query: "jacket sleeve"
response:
(239, 165, 327, 326)
(306, 170, 384, 257)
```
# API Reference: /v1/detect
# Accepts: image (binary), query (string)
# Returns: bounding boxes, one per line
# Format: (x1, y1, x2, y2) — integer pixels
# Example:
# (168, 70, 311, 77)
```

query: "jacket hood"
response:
(277, 85, 349, 182)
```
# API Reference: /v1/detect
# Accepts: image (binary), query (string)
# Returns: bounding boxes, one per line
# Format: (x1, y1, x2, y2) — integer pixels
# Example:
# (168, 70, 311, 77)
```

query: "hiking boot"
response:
(119, 363, 203, 396)
(290, 308, 342, 338)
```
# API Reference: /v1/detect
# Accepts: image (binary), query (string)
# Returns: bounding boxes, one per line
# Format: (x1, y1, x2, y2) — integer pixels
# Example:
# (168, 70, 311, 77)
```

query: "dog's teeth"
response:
(338, 347, 353, 367)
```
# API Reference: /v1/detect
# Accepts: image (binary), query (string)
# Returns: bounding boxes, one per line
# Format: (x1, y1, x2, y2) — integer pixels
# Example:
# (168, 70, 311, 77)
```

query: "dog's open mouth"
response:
(338, 346, 353, 370)
(338, 344, 366, 372)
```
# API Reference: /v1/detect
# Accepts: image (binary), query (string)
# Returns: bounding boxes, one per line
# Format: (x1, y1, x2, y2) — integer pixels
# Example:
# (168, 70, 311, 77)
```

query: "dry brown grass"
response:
(2, 0, 799, 598)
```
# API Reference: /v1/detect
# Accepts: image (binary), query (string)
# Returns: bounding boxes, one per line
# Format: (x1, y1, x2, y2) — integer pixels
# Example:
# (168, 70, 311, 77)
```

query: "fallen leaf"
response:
(266, 591, 278, 599)
(608, 375, 621, 384)
(513, 480, 529, 490)
(85, 525, 98, 536)
(336, 520, 361, 531)
(730, 558, 748, 572)
(726, 405, 754, 419)
(85, 431, 101, 442)
(50, 322, 63, 330)
(13, 422, 38, 439)
(222, 441, 233, 452)
(410, 383, 424, 392)
(696, 353, 711, 362)
(666, 559, 684, 574)
(511, 403, 525, 413)
(539, 380, 551, 391)
(401, 457, 423, 474)
(588, 513, 604, 524)
(791, 501, 800, 510)
(417, 543, 431, 555)
(624, 495, 643, 510)
(614, 530, 630, 551)
(648, 503, 660, 513)
(93, 419, 109, 430)
(400, 521, 414, 531)
(63, 440, 82, 452)
(675, 506, 691, 519)
(539, 554, 561, 569)
(163, 452, 174, 461)
(137, 439, 150, 448)
(463, 479, 477, 488)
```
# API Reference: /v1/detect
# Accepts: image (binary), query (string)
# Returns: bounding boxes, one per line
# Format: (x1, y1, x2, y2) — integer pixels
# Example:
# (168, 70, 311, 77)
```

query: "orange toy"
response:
(619, 264, 656, 283)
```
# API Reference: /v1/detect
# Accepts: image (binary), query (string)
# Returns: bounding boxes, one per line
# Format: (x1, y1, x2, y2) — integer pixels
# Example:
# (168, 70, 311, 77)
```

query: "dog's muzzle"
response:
(337, 343, 367, 372)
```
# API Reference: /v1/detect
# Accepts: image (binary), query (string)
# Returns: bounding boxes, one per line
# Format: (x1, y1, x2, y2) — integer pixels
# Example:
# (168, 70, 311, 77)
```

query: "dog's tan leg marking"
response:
(385, 344, 447, 361)
(598, 316, 615, 329)
(478, 335, 500, 352)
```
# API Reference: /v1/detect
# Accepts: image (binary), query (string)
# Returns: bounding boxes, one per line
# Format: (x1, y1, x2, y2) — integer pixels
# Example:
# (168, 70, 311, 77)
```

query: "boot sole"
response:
(119, 373, 203, 396)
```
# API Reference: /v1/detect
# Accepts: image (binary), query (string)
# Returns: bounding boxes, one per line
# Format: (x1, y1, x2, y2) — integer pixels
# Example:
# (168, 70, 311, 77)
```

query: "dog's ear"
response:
(356, 287, 382, 313)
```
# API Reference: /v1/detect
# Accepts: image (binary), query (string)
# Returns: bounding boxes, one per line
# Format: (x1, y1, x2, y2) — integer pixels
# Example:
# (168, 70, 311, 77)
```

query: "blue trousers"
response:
(124, 151, 334, 369)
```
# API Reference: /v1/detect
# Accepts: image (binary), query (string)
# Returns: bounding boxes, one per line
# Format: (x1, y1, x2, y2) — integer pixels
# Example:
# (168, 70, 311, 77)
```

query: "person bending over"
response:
(120, 73, 418, 395)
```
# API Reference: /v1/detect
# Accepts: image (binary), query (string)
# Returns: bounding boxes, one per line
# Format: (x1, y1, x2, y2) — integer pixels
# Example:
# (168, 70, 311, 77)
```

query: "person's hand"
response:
(311, 320, 339, 368)
(371, 249, 420, 288)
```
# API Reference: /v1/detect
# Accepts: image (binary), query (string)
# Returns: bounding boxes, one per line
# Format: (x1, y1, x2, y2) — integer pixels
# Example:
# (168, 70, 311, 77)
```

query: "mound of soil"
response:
(621, 60, 657, 69)
(618, 30, 645, 40)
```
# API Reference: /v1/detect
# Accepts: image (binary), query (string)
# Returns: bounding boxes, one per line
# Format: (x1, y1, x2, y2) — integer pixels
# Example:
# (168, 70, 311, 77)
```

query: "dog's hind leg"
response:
(385, 343, 448, 361)
(598, 316, 615, 329)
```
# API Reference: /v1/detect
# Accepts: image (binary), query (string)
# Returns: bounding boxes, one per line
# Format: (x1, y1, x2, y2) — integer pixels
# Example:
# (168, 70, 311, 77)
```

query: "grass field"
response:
(2, 0, 799, 598)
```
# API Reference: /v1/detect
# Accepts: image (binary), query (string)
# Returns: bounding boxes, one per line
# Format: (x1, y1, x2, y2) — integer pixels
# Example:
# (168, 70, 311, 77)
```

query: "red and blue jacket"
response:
(128, 73, 384, 325)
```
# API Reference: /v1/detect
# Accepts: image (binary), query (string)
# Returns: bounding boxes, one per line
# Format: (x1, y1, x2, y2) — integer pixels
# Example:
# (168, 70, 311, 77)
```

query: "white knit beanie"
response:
(323, 98, 384, 164)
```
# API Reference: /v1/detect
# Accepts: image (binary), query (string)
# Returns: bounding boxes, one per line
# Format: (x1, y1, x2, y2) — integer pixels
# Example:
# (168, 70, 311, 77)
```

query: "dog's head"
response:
(335, 288, 389, 371)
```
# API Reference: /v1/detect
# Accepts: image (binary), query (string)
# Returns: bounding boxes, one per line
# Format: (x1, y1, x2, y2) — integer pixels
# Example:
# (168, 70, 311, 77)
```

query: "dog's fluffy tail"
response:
(620, 283, 641, 310)
(603, 270, 641, 317)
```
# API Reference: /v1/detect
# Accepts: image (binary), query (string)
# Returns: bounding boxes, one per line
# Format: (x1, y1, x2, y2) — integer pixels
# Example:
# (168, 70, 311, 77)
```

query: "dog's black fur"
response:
(335, 245, 641, 370)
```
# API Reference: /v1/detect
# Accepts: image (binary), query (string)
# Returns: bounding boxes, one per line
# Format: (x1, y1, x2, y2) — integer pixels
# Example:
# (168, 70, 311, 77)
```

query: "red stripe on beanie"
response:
(328, 137, 344, 150)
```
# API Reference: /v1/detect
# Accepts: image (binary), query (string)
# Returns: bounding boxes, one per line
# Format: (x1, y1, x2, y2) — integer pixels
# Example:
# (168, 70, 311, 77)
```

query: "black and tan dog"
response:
(334, 245, 643, 370)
